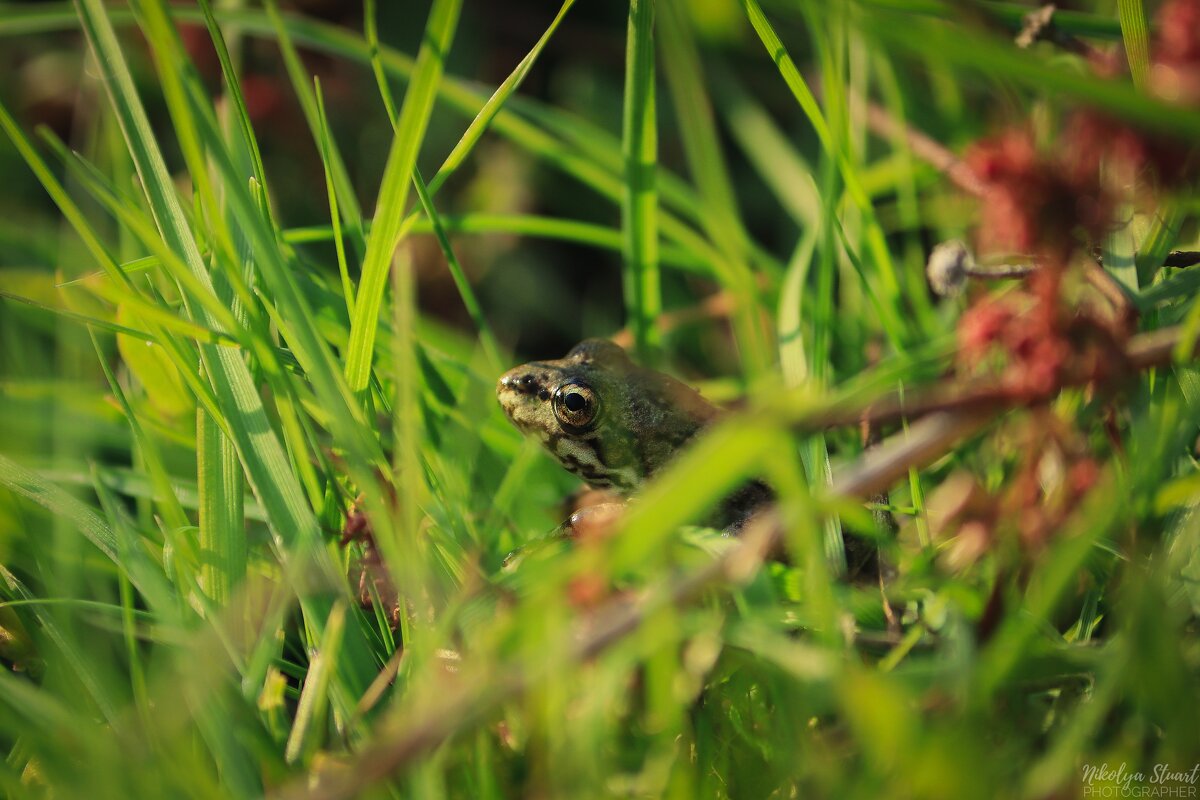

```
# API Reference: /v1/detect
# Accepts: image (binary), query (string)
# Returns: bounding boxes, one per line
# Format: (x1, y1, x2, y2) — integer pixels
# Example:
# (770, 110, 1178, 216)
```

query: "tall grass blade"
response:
(1118, 0, 1151, 90)
(343, 0, 462, 395)
(621, 0, 661, 363)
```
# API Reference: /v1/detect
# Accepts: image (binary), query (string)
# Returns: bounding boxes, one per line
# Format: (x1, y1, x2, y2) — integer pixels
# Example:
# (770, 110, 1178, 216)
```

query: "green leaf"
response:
(115, 305, 194, 418)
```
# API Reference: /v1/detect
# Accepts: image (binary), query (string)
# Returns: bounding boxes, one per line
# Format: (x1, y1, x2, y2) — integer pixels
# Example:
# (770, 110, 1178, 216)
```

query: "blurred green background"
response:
(0, 0, 1198, 798)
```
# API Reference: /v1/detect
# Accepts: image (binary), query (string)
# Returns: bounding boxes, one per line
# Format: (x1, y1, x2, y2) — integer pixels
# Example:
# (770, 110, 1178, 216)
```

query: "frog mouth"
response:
(496, 378, 547, 434)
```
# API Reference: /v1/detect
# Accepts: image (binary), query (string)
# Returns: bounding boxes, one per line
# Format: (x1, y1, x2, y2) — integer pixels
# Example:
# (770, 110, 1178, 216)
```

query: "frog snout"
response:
(498, 370, 539, 396)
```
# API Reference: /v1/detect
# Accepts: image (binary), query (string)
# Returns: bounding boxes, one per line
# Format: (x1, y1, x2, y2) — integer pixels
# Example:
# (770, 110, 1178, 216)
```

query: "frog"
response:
(496, 338, 772, 532)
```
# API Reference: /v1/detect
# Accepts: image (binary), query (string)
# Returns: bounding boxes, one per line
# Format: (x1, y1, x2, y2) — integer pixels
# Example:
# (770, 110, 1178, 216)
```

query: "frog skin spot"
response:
(553, 436, 603, 477)
(551, 435, 638, 491)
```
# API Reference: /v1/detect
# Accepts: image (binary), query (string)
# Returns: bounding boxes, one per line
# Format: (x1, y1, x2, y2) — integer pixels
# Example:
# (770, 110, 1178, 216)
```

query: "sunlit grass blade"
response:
(620, 0, 660, 364)
(197, 409, 247, 607)
(74, 0, 325, 550)
(777, 230, 847, 573)
(0, 452, 118, 563)
(273, 215, 709, 272)
(359, 3, 502, 374)
(196, 0, 273, 226)
(314, 78, 355, 319)
(1118, 0, 1151, 89)
(342, 0, 461, 396)
(740, 0, 910, 344)
(0, 290, 223, 345)
(87, 328, 190, 534)
(364, 0, 399, 127)
(285, 601, 347, 765)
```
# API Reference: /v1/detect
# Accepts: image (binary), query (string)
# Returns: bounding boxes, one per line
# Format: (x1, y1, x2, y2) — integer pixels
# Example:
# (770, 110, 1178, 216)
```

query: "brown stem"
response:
(966, 263, 1037, 280)
(859, 98, 988, 198)
(800, 323, 1197, 433)
(610, 290, 736, 350)
(830, 410, 994, 498)
(1163, 251, 1200, 269)
(1083, 260, 1136, 320)
(1013, 4, 1102, 59)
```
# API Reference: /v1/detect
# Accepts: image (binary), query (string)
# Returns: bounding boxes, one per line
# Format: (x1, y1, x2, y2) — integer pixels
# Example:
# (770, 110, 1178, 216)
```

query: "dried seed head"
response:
(927, 240, 974, 297)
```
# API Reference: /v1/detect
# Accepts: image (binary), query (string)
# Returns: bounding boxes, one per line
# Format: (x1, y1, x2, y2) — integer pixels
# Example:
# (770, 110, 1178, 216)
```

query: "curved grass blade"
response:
(314, 78, 355, 319)
(741, 0, 910, 342)
(262, 0, 364, 260)
(0, 453, 117, 562)
(411, 169, 504, 372)
(1, 3, 748, 289)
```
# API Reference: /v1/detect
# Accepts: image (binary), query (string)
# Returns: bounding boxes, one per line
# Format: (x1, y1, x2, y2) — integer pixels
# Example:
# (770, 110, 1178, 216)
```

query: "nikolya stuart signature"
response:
(1082, 763, 1200, 797)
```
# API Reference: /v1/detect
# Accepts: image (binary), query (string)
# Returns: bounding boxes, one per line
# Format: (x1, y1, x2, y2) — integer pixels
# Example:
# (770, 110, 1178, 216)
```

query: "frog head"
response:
(496, 339, 717, 493)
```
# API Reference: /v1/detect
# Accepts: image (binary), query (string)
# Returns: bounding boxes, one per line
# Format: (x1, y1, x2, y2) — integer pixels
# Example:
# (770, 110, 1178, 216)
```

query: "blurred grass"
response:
(0, 0, 1196, 798)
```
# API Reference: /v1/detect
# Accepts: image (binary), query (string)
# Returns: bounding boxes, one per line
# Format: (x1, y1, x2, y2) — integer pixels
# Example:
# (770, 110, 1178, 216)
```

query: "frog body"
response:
(496, 338, 770, 529)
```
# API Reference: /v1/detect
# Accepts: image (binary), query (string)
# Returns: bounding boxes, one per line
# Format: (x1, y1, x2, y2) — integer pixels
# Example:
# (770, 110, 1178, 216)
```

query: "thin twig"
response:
(968, 263, 1038, 280)
(1083, 260, 1137, 319)
(611, 290, 736, 349)
(1013, 3, 1105, 59)
(830, 410, 993, 498)
(801, 323, 1199, 432)
(1163, 251, 1200, 269)
(859, 99, 988, 198)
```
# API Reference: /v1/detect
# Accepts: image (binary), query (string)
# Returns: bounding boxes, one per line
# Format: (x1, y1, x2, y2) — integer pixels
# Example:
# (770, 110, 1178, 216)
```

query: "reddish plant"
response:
(1151, 0, 1200, 103)
(966, 128, 1113, 266)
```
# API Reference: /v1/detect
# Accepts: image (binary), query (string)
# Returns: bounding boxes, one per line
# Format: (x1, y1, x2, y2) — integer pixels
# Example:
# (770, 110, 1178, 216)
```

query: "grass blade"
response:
(73, 0, 323, 554)
(343, 0, 462, 395)
(621, 0, 661, 363)
(0, 453, 116, 561)
(1118, 0, 1151, 90)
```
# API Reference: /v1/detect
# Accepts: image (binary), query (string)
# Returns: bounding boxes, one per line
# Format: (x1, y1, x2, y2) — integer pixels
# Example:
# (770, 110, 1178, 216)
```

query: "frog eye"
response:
(552, 382, 600, 433)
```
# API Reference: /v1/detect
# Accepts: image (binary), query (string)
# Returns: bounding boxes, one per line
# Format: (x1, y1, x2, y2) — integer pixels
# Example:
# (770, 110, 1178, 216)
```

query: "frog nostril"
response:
(537, 388, 550, 401)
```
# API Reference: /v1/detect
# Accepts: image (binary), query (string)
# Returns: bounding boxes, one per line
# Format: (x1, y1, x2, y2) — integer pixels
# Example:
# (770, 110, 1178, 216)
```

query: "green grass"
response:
(0, 0, 1198, 798)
